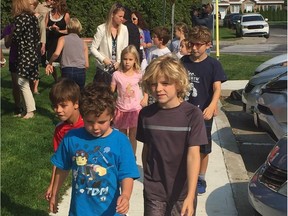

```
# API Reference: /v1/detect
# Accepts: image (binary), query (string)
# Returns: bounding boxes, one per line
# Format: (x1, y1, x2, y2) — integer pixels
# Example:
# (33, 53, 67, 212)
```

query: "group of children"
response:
(44, 17, 227, 215)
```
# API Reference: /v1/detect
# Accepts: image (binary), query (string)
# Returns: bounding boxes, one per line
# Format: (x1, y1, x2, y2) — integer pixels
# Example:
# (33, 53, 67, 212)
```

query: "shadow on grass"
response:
(1, 192, 49, 216)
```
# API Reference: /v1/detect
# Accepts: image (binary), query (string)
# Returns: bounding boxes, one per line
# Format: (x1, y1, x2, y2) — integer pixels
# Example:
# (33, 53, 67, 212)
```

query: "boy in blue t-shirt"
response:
(49, 83, 140, 216)
(181, 25, 227, 194)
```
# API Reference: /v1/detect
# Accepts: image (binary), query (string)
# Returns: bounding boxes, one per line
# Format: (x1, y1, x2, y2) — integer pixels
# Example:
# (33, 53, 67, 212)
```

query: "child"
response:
(45, 78, 84, 200)
(169, 22, 189, 58)
(147, 26, 171, 64)
(179, 38, 192, 57)
(111, 45, 148, 154)
(49, 83, 140, 215)
(137, 55, 208, 216)
(181, 25, 227, 194)
(46, 18, 89, 89)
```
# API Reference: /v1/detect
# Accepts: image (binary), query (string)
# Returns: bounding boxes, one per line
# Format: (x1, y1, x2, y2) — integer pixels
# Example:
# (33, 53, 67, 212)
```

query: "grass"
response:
(1, 52, 273, 215)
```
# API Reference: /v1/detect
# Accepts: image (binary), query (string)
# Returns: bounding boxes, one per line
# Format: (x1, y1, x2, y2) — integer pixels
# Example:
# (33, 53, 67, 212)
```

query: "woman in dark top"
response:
(45, 0, 70, 82)
(12, 0, 40, 119)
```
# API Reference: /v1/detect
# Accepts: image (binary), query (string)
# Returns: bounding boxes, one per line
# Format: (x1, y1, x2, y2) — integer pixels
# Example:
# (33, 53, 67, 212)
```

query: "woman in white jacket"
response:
(90, 3, 128, 85)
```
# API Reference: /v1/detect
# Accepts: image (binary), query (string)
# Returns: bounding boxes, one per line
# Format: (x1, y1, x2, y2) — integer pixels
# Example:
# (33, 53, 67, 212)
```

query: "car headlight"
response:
(263, 24, 269, 27)
(278, 182, 287, 196)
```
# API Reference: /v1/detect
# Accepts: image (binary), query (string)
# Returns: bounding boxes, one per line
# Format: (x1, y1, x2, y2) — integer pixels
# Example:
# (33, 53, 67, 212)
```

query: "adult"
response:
(12, 0, 40, 119)
(131, 11, 152, 71)
(45, 0, 70, 82)
(123, 6, 141, 61)
(90, 3, 128, 85)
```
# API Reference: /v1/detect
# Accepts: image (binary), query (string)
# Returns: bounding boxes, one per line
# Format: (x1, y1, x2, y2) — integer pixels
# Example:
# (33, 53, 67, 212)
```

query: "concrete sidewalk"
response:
(50, 80, 249, 216)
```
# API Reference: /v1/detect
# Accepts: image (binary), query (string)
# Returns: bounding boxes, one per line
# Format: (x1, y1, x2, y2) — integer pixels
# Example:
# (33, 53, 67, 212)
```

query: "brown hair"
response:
(12, 0, 34, 17)
(49, 78, 80, 106)
(152, 26, 171, 45)
(79, 83, 116, 118)
(131, 11, 149, 30)
(188, 25, 212, 44)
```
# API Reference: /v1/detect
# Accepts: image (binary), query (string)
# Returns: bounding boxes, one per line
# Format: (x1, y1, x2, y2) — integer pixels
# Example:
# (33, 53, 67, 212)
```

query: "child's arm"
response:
(45, 165, 57, 201)
(203, 81, 221, 120)
(49, 168, 69, 214)
(116, 178, 134, 214)
(111, 83, 116, 93)
(140, 92, 148, 107)
(181, 145, 200, 216)
(83, 41, 89, 69)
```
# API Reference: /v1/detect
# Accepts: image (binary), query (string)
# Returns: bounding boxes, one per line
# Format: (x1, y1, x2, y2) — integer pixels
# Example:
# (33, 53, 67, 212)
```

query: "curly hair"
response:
(131, 11, 149, 30)
(79, 83, 116, 118)
(141, 55, 190, 99)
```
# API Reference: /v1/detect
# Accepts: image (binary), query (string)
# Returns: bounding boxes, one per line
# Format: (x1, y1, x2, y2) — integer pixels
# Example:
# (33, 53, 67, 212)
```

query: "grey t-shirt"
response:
(136, 101, 208, 201)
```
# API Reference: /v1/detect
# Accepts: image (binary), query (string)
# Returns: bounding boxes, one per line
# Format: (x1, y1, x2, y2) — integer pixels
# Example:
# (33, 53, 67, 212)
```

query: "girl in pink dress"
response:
(111, 45, 148, 154)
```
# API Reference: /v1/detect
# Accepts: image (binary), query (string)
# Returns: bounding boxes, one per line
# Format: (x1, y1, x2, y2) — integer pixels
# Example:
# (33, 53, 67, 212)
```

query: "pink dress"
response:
(111, 70, 143, 129)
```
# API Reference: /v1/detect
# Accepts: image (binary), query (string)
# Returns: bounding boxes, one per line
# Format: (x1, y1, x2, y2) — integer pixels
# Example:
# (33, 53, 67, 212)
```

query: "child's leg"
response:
(128, 127, 137, 154)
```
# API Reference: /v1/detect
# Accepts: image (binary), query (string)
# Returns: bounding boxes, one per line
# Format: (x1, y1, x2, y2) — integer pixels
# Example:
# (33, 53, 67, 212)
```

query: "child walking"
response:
(147, 26, 171, 64)
(49, 83, 139, 215)
(169, 22, 189, 58)
(111, 45, 148, 154)
(181, 25, 227, 194)
(46, 18, 89, 89)
(45, 78, 84, 201)
(137, 55, 208, 216)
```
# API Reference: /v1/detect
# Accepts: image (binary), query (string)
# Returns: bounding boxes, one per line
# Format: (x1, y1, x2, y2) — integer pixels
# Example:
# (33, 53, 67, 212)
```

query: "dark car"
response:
(248, 135, 287, 216)
(223, 13, 240, 28)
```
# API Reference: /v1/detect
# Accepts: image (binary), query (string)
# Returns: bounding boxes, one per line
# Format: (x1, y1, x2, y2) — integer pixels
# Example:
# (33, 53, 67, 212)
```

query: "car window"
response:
(243, 16, 264, 22)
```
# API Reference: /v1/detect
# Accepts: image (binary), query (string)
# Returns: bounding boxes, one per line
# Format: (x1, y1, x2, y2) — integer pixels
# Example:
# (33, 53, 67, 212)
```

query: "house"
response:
(217, 0, 285, 19)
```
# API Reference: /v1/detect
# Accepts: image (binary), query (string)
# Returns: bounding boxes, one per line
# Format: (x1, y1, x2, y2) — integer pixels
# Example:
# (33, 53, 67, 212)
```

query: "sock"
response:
(199, 174, 205, 181)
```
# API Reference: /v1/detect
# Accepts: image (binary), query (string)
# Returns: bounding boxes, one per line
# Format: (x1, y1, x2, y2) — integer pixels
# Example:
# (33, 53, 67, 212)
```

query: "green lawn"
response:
(1, 53, 273, 215)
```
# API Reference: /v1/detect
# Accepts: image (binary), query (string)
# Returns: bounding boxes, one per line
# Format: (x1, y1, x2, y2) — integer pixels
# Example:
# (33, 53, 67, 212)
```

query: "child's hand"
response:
(203, 106, 214, 120)
(181, 197, 195, 216)
(49, 195, 59, 213)
(116, 194, 129, 215)
(140, 98, 148, 107)
(45, 185, 53, 201)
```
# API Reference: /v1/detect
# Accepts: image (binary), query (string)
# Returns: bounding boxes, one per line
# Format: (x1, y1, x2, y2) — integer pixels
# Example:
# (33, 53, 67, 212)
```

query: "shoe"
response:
(197, 178, 207, 194)
(13, 107, 23, 116)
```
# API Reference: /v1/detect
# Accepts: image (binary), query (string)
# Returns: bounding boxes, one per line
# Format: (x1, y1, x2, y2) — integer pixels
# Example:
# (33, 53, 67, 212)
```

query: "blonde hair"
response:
(67, 18, 82, 35)
(188, 25, 212, 43)
(119, 45, 141, 71)
(12, 0, 34, 17)
(142, 55, 190, 99)
(105, 3, 125, 35)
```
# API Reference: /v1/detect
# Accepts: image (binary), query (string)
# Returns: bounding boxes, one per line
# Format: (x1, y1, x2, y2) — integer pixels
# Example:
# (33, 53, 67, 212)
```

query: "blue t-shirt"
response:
(51, 128, 140, 216)
(181, 55, 227, 111)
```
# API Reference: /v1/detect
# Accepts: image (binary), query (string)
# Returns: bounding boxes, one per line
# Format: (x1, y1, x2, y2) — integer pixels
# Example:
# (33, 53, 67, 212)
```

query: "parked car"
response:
(248, 134, 287, 216)
(242, 66, 286, 114)
(223, 13, 240, 28)
(255, 53, 287, 74)
(230, 14, 241, 29)
(254, 72, 287, 140)
(236, 13, 269, 38)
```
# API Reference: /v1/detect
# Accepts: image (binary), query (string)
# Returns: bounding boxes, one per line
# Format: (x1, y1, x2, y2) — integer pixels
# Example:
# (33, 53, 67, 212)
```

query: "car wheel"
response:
(264, 34, 270, 39)
(253, 209, 262, 216)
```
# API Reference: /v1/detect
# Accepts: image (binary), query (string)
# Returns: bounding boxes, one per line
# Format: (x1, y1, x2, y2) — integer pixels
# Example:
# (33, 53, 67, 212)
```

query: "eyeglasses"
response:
(189, 42, 206, 49)
(132, 17, 138, 21)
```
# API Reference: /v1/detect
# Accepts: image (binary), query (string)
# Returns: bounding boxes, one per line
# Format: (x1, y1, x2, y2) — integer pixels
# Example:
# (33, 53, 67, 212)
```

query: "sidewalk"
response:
(50, 80, 249, 216)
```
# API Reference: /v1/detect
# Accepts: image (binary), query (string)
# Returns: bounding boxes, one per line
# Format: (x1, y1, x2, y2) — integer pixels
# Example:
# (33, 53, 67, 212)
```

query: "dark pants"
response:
(61, 67, 86, 89)
(144, 197, 197, 216)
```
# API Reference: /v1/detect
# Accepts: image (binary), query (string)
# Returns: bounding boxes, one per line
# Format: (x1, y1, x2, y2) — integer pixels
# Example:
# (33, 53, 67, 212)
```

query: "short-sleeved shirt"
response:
(111, 70, 143, 112)
(53, 115, 84, 151)
(136, 102, 208, 201)
(147, 47, 171, 64)
(51, 128, 140, 216)
(181, 55, 227, 111)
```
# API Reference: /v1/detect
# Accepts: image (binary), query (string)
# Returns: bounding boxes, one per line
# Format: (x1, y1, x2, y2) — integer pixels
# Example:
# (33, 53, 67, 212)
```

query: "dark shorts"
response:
(144, 197, 197, 216)
(61, 67, 86, 90)
(200, 118, 213, 154)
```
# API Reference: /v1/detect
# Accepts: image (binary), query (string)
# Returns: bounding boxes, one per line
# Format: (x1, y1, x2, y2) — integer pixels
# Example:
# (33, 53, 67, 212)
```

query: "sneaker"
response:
(197, 178, 207, 194)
